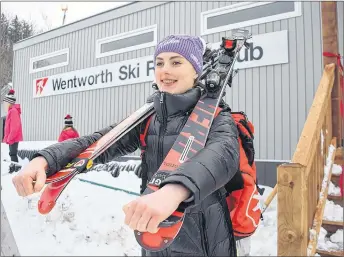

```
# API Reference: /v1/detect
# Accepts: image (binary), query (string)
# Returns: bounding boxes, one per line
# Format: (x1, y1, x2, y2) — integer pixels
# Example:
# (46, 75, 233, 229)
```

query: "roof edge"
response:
(13, 1, 166, 51)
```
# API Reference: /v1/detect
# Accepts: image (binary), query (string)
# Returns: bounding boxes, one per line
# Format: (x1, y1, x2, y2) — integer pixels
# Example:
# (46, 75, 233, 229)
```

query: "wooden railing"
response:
(277, 64, 336, 256)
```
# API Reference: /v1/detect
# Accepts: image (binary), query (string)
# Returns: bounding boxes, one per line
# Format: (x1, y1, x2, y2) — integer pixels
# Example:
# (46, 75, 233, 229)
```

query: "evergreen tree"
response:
(0, 13, 37, 88)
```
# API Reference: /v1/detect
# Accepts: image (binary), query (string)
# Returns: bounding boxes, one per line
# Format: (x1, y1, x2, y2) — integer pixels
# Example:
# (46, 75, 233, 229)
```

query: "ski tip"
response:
(134, 220, 183, 252)
(38, 200, 56, 214)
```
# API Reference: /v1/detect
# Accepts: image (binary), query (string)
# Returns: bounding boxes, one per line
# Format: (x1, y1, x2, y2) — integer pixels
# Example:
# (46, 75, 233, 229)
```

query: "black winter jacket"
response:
(35, 87, 240, 256)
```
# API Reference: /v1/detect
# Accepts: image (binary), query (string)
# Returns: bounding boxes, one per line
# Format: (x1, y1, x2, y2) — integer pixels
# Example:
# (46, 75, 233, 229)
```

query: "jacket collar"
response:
(152, 87, 201, 120)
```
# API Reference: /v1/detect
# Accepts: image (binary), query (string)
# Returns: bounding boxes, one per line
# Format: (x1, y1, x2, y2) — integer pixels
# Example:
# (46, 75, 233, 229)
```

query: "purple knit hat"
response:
(154, 35, 205, 76)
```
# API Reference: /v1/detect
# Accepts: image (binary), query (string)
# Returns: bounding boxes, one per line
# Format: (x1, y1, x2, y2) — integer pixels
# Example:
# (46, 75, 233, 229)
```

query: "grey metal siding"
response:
(213, 1, 324, 161)
(12, 1, 329, 161)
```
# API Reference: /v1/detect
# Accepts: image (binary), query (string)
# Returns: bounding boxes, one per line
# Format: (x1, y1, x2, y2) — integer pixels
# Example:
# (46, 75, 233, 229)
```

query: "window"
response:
(200, 2, 302, 35)
(96, 24, 157, 58)
(29, 48, 69, 73)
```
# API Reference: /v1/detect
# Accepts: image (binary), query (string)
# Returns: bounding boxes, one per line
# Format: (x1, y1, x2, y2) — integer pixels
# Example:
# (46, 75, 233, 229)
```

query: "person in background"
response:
(58, 114, 80, 142)
(2, 89, 23, 172)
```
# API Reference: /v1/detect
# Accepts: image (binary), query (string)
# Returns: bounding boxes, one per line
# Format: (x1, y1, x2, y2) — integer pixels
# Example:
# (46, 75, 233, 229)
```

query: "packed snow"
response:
(328, 181, 341, 196)
(330, 230, 343, 247)
(323, 200, 343, 222)
(319, 145, 336, 201)
(332, 164, 343, 176)
(1, 141, 278, 256)
(317, 227, 343, 253)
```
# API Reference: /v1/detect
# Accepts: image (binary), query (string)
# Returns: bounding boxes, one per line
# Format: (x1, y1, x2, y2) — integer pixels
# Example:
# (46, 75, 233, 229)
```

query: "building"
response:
(11, 1, 344, 186)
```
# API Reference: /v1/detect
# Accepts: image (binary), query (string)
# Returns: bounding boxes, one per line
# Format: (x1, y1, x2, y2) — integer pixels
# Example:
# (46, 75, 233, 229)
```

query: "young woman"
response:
(12, 35, 240, 256)
(3, 89, 23, 163)
(58, 114, 80, 142)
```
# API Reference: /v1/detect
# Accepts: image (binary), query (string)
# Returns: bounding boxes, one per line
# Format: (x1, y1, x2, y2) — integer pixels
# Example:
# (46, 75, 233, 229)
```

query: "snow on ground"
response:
(330, 229, 343, 249)
(317, 227, 343, 252)
(328, 181, 341, 196)
(332, 164, 343, 176)
(2, 145, 142, 256)
(250, 185, 278, 256)
(323, 200, 343, 222)
(2, 141, 278, 256)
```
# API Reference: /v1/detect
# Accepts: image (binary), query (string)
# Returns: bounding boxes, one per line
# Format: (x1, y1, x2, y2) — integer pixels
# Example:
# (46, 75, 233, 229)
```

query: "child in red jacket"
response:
(2, 89, 23, 163)
(58, 114, 80, 142)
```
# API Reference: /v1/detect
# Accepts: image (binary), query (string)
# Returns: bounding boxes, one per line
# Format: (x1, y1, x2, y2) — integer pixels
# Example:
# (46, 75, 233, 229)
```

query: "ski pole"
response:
(261, 184, 277, 214)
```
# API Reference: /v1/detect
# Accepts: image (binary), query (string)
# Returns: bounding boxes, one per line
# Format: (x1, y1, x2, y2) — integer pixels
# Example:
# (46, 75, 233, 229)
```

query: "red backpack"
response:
(139, 109, 262, 239)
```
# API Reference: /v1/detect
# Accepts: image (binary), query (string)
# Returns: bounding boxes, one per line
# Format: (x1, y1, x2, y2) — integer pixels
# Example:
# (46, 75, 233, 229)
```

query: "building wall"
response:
(12, 1, 342, 161)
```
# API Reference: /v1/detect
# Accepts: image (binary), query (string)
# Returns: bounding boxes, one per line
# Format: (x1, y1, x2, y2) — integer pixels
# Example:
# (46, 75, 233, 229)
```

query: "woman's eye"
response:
(156, 62, 163, 67)
(173, 61, 181, 65)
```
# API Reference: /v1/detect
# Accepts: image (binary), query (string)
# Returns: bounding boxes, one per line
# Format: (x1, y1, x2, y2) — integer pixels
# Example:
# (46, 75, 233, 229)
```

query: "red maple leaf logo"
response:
(36, 78, 48, 95)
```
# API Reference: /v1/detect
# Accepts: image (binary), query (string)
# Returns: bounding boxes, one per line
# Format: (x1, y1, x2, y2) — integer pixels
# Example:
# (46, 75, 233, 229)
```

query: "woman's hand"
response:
(122, 184, 190, 233)
(12, 156, 48, 196)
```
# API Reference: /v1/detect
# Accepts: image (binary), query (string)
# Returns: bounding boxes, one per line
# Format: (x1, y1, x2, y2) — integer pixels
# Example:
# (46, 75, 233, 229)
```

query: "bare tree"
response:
(0, 12, 37, 89)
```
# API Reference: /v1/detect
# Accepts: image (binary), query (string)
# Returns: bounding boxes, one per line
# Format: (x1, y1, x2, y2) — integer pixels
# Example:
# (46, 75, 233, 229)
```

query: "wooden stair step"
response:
(334, 157, 343, 165)
(333, 146, 343, 166)
(328, 194, 343, 201)
(316, 249, 344, 257)
(331, 174, 342, 186)
(327, 194, 344, 207)
(335, 147, 343, 159)
(322, 219, 344, 227)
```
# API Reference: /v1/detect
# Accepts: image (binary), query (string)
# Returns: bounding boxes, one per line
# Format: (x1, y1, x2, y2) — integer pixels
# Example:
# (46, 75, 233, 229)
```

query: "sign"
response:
(33, 56, 155, 98)
(211, 30, 289, 69)
(33, 31, 288, 98)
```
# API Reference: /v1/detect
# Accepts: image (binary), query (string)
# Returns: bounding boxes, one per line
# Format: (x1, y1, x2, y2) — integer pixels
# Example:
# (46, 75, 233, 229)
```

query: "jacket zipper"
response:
(158, 92, 167, 166)
(200, 212, 209, 256)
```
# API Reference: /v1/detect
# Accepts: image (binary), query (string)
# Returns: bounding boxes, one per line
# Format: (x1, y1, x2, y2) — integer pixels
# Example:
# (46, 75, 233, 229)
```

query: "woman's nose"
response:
(161, 63, 171, 73)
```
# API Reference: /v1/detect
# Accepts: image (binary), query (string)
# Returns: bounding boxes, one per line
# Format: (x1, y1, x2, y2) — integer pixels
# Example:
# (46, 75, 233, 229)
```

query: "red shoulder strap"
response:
(215, 107, 222, 117)
(140, 115, 153, 151)
(140, 107, 221, 152)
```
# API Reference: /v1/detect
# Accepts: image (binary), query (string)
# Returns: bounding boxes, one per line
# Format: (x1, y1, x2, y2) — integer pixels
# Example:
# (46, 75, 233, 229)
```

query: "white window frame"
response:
(29, 48, 69, 74)
(200, 1, 302, 35)
(96, 24, 158, 58)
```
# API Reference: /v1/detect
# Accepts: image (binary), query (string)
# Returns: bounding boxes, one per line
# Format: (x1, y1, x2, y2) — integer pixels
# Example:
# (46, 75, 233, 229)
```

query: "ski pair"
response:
(37, 102, 155, 214)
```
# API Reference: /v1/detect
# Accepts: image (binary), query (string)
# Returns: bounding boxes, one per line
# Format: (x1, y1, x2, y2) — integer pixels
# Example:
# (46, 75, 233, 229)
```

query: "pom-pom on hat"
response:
(3, 89, 16, 104)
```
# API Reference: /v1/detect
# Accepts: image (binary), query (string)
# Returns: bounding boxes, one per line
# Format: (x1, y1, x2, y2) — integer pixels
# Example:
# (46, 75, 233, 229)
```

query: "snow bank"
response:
(1, 160, 141, 256)
(330, 230, 343, 249)
(328, 181, 341, 196)
(317, 227, 343, 252)
(250, 185, 278, 256)
(1, 141, 279, 256)
(323, 200, 343, 222)
(319, 144, 336, 202)
(332, 164, 343, 176)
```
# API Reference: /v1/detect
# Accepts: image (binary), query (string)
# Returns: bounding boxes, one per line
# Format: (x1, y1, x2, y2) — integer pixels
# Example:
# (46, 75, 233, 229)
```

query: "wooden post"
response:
(277, 164, 308, 256)
(321, 2, 343, 147)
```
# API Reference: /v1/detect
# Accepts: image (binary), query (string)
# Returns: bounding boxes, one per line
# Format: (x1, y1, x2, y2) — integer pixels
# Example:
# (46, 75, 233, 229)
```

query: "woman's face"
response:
(155, 52, 197, 95)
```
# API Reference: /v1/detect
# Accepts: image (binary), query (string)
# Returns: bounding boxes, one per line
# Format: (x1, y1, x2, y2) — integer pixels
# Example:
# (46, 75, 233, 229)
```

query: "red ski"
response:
(135, 96, 222, 251)
(38, 102, 155, 214)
